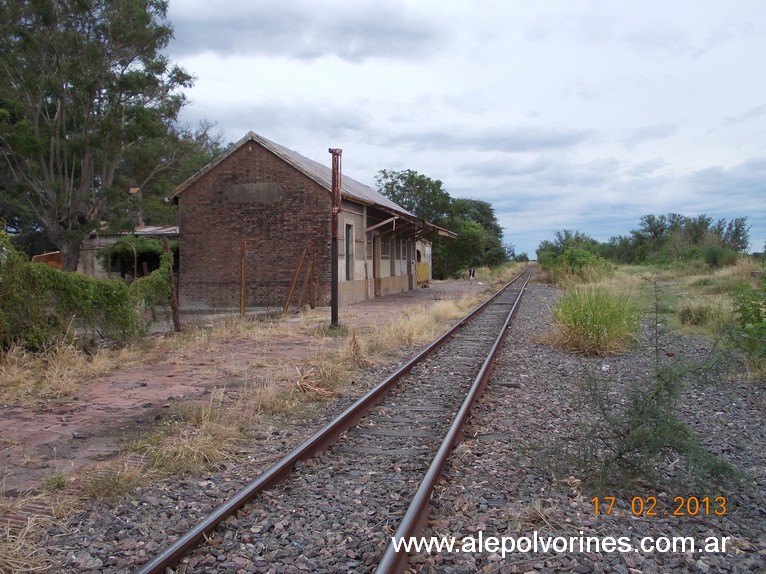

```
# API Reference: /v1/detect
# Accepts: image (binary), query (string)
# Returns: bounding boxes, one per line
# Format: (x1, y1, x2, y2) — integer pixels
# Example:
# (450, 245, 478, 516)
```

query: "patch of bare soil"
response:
(0, 280, 483, 496)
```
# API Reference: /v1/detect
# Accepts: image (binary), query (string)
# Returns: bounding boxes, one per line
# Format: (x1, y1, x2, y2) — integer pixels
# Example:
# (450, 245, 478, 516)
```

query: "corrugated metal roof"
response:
(171, 131, 457, 238)
(247, 132, 418, 218)
(133, 225, 179, 236)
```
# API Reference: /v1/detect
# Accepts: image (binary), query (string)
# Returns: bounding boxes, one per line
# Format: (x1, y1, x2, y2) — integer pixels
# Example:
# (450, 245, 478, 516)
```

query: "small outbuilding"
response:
(170, 131, 455, 310)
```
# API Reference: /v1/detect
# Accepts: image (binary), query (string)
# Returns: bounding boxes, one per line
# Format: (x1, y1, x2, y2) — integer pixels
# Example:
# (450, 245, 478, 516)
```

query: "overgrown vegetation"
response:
(538, 213, 751, 270)
(550, 286, 640, 355)
(561, 280, 735, 491)
(375, 169, 509, 278)
(0, 0, 223, 270)
(128, 389, 250, 474)
(728, 270, 766, 378)
(536, 231, 616, 285)
(0, 233, 171, 352)
(536, 241, 746, 491)
(120, 282, 501, 477)
(75, 461, 147, 501)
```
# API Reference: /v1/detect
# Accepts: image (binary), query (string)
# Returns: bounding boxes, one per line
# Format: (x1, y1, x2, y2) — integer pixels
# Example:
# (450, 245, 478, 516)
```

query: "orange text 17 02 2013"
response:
(591, 496, 727, 517)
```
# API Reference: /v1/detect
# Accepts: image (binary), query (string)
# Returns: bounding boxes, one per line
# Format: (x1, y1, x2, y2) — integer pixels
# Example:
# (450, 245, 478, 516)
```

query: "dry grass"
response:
(0, 338, 162, 406)
(2, 282, 496, 486)
(0, 519, 49, 573)
(584, 269, 645, 293)
(514, 499, 566, 533)
(0, 493, 78, 573)
(358, 295, 483, 362)
(128, 389, 250, 474)
(244, 381, 306, 415)
(75, 460, 148, 501)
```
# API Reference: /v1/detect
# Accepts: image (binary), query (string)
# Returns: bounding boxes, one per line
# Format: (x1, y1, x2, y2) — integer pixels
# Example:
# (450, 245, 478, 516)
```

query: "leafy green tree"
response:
(108, 120, 224, 229)
(515, 252, 530, 263)
(433, 219, 485, 278)
(375, 169, 509, 277)
(374, 169, 451, 224)
(449, 197, 506, 266)
(0, 0, 193, 270)
(600, 213, 751, 265)
(719, 217, 750, 252)
(536, 229, 599, 267)
(631, 214, 668, 256)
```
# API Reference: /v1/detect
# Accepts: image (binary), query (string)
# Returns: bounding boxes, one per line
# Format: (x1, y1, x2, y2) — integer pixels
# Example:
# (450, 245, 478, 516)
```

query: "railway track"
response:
(139, 267, 532, 574)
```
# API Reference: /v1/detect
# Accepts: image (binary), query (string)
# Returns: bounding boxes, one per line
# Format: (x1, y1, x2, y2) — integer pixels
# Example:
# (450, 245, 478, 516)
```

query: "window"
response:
(345, 224, 354, 281)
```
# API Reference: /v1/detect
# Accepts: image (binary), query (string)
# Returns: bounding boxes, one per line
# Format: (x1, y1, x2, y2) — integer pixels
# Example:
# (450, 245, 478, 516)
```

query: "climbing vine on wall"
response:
(0, 232, 171, 351)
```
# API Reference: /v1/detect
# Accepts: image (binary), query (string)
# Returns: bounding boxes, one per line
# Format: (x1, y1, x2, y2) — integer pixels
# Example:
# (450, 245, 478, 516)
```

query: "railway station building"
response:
(170, 131, 456, 310)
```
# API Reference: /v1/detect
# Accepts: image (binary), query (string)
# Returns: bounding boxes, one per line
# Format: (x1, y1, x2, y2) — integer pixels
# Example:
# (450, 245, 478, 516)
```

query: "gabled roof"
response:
(171, 131, 457, 239)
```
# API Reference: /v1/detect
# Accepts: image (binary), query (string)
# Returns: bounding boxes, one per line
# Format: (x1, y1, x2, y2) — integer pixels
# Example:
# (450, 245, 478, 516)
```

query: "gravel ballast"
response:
(39, 282, 765, 573)
(417, 283, 766, 573)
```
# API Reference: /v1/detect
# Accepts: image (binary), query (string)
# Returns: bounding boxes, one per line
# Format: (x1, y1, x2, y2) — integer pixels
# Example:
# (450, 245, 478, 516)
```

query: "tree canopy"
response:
(0, 0, 205, 270)
(375, 168, 508, 278)
(374, 169, 451, 224)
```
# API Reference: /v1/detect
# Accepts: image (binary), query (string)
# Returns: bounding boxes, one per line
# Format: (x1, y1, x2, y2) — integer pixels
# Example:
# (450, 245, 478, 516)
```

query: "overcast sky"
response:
(166, 0, 765, 257)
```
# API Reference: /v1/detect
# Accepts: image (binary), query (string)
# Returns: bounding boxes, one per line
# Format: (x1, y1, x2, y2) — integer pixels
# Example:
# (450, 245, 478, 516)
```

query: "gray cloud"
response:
(168, 1, 766, 257)
(686, 157, 766, 197)
(387, 126, 591, 154)
(456, 157, 550, 178)
(168, 1, 443, 62)
(622, 123, 677, 149)
(627, 158, 666, 176)
(725, 104, 766, 125)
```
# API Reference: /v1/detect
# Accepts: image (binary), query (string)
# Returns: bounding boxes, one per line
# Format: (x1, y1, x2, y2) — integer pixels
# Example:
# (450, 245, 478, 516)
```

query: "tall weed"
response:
(550, 287, 640, 355)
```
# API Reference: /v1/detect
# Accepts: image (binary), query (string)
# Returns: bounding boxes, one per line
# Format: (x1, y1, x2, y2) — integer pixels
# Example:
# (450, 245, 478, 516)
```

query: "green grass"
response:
(41, 472, 67, 493)
(550, 286, 641, 355)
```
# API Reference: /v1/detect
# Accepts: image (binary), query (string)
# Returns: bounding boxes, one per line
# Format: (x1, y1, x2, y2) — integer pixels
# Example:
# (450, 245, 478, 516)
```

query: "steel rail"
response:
(375, 267, 532, 574)
(137, 267, 531, 574)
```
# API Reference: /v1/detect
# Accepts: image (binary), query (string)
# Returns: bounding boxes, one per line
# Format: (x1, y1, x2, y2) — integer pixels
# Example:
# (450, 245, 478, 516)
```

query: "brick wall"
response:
(178, 142, 333, 308)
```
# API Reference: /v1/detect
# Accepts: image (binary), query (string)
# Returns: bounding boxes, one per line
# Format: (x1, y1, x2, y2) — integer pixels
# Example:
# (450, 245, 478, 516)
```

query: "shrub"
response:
(565, 281, 736, 490)
(560, 247, 596, 274)
(678, 302, 713, 326)
(550, 287, 640, 355)
(0, 232, 171, 351)
(729, 275, 766, 376)
(574, 358, 735, 490)
(702, 244, 739, 269)
(538, 247, 615, 285)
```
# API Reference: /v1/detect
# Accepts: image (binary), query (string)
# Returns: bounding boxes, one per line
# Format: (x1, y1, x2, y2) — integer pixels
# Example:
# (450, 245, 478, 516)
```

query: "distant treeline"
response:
(537, 214, 756, 269)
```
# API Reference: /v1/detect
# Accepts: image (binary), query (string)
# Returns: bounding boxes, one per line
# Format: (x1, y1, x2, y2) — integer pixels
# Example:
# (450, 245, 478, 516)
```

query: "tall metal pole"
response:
(329, 148, 342, 327)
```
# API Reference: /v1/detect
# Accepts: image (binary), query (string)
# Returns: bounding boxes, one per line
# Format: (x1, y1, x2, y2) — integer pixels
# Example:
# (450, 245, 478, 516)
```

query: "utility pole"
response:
(329, 148, 342, 327)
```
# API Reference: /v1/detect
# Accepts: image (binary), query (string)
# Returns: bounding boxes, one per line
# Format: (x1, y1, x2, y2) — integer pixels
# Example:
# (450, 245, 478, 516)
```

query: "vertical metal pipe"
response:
(240, 239, 246, 319)
(329, 148, 342, 326)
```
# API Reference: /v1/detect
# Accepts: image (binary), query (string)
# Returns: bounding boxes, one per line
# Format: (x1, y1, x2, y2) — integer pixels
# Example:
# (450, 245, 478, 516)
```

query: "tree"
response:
(449, 197, 506, 266)
(721, 217, 750, 253)
(374, 169, 451, 224)
(536, 229, 599, 269)
(375, 169, 510, 277)
(107, 120, 225, 229)
(433, 219, 485, 278)
(0, 0, 193, 270)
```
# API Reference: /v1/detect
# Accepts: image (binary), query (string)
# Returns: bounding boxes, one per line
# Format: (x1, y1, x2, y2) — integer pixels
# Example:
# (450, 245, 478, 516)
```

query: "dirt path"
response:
(0, 280, 484, 496)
